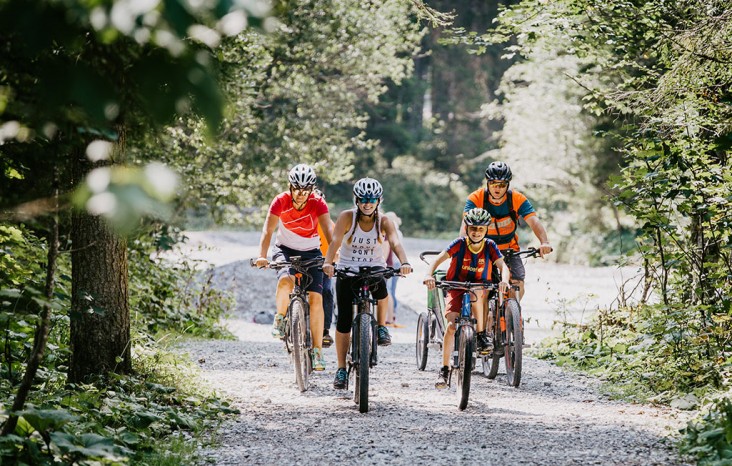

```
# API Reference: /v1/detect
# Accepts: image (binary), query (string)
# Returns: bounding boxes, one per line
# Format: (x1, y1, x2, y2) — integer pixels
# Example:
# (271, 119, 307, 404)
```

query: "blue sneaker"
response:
(271, 313, 286, 338)
(333, 367, 348, 389)
(377, 325, 391, 346)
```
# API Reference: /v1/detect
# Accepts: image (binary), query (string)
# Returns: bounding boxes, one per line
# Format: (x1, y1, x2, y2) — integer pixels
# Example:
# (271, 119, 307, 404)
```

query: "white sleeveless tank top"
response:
(336, 209, 387, 269)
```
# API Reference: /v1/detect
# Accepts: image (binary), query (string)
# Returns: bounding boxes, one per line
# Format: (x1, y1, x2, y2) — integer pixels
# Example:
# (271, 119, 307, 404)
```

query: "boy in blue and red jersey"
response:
(423, 208, 511, 389)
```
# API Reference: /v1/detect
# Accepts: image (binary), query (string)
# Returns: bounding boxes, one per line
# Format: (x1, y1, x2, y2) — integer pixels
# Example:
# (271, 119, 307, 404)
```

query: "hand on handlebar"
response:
(400, 263, 413, 276)
(423, 275, 436, 290)
(323, 263, 335, 278)
(539, 243, 553, 258)
(499, 279, 510, 294)
(255, 257, 269, 269)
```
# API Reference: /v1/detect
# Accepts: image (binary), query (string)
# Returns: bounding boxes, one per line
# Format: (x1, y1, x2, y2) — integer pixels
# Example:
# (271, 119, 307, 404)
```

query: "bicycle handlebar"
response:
(502, 247, 542, 259)
(434, 280, 498, 292)
(334, 266, 401, 281)
(419, 250, 443, 264)
(249, 256, 325, 273)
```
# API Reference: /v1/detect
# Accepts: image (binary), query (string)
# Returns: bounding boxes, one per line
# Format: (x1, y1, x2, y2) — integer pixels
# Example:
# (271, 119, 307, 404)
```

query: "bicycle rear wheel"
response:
(504, 299, 523, 387)
(482, 353, 500, 379)
(354, 312, 371, 413)
(416, 312, 429, 370)
(455, 325, 474, 411)
(290, 298, 309, 392)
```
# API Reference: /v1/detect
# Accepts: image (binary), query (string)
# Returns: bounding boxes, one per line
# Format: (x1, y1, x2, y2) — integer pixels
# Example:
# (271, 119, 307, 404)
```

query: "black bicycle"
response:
(251, 256, 323, 392)
(433, 280, 495, 410)
(415, 251, 448, 371)
(335, 266, 400, 413)
(481, 247, 541, 387)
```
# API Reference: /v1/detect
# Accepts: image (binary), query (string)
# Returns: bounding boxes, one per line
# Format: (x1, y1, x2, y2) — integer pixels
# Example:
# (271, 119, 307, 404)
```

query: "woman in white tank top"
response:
(323, 178, 413, 389)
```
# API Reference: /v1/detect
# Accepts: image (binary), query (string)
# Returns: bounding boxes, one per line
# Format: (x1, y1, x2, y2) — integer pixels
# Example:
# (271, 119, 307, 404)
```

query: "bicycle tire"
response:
(482, 353, 500, 379)
(290, 298, 309, 392)
(504, 299, 523, 387)
(356, 312, 371, 413)
(456, 325, 474, 411)
(416, 312, 429, 370)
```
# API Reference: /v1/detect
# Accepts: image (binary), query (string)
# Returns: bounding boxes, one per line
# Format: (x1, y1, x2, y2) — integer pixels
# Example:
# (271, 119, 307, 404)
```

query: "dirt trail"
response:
(175, 232, 689, 465)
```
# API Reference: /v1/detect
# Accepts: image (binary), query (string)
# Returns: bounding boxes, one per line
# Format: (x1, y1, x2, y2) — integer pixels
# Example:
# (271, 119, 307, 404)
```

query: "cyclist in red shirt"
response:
(423, 208, 510, 388)
(462, 161, 552, 300)
(255, 164, 333, 371)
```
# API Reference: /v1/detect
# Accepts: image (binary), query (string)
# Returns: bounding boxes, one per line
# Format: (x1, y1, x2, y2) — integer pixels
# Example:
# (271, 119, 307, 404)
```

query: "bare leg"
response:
(335, 330, 350, 369)
(376, 296, 388, 326)
(511, 279, 525, 301)
(472, 291, 486, 333)
(442, 312, 459, 367)
(275, 277, 295, 315)
(308, 292, 324, 349)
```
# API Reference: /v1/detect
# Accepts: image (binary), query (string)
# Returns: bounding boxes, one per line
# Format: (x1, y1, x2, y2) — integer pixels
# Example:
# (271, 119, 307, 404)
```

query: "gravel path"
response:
(174, 232, 691, 465)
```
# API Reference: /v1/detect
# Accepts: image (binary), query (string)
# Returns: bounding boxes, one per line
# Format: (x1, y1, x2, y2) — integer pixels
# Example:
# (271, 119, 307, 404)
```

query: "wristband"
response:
(401, 262, 411, 266)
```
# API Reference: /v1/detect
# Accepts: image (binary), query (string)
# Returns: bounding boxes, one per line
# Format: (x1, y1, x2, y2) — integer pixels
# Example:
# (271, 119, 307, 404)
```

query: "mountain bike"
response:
(334, 266, 400, 413)
(481, 247, 541, 387)
(250, 256, 324, 392)
(434, 280, 495, 411)
(415, 251, 448, 370)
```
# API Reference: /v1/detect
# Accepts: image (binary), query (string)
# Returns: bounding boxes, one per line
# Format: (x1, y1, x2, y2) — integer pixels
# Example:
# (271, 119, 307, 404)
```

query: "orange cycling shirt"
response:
(464, 188, 536, 251)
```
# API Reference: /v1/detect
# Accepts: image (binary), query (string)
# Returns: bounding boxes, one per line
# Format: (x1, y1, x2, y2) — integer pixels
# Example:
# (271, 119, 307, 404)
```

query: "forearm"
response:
(527, 216, 549, 244)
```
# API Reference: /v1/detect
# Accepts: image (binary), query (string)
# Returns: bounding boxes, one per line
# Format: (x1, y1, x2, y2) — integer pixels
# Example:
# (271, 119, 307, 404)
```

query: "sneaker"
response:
(435, 366, 449, 389)
(377, 325, 392, 346)
(322, 330, 333, 348)
(333, 367, 348, 389)
(477, 332, 493, 355)
(312, 348, 326, 371)
(271, 313, 286, 338)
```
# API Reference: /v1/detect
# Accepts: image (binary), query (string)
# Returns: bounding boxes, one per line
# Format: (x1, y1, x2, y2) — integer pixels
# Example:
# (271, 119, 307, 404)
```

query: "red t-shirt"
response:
(269, 192, 329, 251)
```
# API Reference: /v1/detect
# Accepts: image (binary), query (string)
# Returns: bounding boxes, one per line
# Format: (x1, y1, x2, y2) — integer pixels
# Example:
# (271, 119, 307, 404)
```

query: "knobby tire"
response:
(290, 298, 309, 392)
(504, 299, 523, 387)
(356, 312, 371, 413)
(456, 325, 474, 411)
(416, 312, 429, 370)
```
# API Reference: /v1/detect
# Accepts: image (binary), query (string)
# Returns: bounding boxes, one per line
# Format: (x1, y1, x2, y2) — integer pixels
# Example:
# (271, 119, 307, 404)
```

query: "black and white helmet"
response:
(288, 164, 317, 188)
(464, 208, 492, 226)
(484, 161, 513, 182)
(352, 177, 383, 199)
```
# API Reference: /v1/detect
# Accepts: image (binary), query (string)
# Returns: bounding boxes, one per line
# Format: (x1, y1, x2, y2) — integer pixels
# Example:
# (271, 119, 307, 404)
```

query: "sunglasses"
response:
(488, 181, 508, 188)
(291, 186, 313, 195)
(357, 197, 379, 204)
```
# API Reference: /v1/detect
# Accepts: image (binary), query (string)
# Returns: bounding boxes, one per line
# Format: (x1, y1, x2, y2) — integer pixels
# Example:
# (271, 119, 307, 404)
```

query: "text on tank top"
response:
(337, 210, 387, 269)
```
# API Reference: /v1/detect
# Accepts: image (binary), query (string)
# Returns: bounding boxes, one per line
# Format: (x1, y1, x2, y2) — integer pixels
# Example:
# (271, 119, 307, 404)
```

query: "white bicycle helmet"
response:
(288, 164, 317, 188)
(464, 208, 492, 226)
(352, 177, 383, 199)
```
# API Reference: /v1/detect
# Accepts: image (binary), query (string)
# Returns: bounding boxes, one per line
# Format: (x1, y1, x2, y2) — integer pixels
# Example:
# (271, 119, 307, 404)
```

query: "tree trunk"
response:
(69, 137, 131, 383)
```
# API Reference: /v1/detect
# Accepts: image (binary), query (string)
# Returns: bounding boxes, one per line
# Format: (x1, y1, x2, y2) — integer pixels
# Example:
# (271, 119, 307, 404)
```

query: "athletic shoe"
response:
(312, 348, 326, 371)
(333, 367, 348, 389)
(377, 325, 392, 346)
(435, 366, 449, 389)
(271, 313, 286, 338)
(477, 332, 493, 355)
(322, 330, 333, 348)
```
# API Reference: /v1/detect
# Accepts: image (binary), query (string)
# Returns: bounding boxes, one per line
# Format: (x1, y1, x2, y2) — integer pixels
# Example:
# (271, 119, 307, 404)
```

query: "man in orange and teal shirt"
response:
(461, 161, 552, 299)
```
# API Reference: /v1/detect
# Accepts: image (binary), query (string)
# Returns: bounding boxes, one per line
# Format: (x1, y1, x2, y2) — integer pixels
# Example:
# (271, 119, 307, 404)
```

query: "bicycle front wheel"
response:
(354, 312, 371, 413)
(504, 299, 523, 387)
(455, 325, 474, 411)
(290, 298, 309, 392)
(416, 312, 429, 370)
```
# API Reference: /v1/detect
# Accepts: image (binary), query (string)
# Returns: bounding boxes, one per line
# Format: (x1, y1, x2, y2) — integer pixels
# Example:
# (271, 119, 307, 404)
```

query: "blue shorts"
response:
(271, 245, 324, 294)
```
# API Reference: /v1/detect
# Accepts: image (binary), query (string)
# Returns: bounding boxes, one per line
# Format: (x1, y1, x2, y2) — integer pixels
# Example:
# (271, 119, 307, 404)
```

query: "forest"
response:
(0, 0, 730, 464)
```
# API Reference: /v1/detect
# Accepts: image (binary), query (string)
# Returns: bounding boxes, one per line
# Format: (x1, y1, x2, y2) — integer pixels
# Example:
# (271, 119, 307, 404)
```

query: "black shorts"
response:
(271, 245, 324, 294)
(335, 274, 388, 334)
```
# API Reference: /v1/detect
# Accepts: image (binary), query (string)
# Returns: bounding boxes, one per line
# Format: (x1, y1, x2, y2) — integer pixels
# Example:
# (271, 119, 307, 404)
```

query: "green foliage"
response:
(681, 397, 732, 465)
(1, 351, 237, 465)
